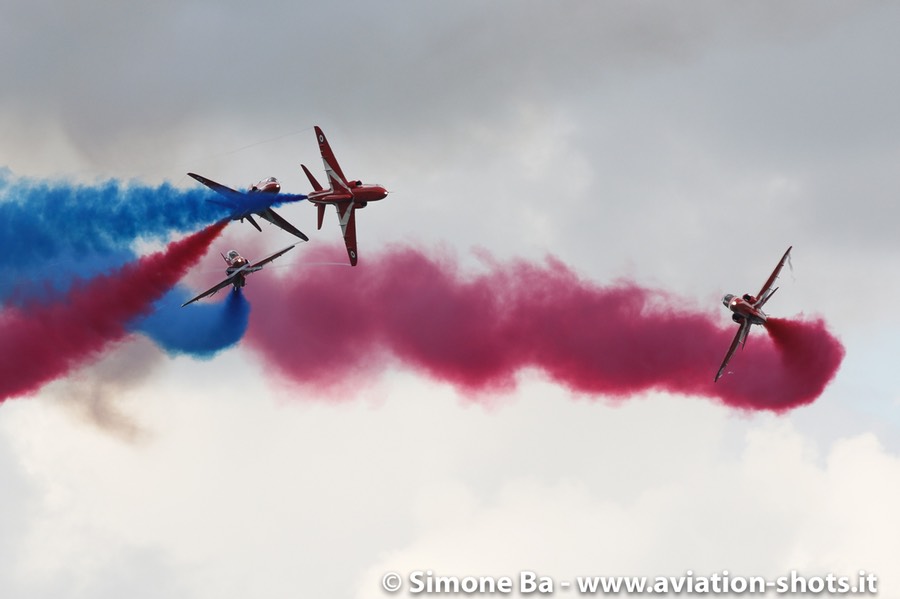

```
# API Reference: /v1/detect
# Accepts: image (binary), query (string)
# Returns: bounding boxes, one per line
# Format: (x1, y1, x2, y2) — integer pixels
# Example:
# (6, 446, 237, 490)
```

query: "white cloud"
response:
(3, 361, 895, 598)
(358, 417, 900, 598)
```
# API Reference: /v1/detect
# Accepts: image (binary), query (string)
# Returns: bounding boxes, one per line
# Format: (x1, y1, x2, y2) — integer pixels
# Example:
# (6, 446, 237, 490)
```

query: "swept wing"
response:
(257, 208, 308, 241)
(715, 319, 752, 382)
(754, 246, 792, 309)
(187, 172, 242, 200)
(315, 126, 351, 193)
(334, 203, 358, 266)
(247, 243, 298, 270)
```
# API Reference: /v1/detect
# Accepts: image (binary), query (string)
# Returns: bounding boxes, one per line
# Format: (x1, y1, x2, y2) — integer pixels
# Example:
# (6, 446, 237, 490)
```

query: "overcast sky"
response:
(2, 2, 900, 597)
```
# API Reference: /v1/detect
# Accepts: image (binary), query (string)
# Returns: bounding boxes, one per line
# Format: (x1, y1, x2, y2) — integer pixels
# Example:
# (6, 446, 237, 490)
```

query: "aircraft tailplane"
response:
(755, 286, 778, 309)
(301, 164, 323, 192)
(244, 214, 263, 232)
(317, 203, 326, 230)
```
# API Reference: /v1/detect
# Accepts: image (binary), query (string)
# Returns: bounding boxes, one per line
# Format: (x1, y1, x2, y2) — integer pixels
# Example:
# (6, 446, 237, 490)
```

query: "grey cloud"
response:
(2, 2, 865, 153)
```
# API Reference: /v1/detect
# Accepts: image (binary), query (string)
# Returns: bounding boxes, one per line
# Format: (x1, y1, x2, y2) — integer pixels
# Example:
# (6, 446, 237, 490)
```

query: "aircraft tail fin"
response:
(301, 164, 323, 192)
(317, 203, 326, 230)
(755, 286, 778, 309)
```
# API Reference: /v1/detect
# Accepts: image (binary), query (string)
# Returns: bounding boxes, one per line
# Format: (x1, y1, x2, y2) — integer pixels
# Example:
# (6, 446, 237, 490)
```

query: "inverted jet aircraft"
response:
(187, 173, 309, 241)
(181, 244, 297, 307)
(714, 246, 793, 382)
(301, 126, 388, 266)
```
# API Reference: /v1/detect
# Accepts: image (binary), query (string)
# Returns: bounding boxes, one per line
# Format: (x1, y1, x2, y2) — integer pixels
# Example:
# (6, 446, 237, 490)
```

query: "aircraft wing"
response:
(754, 246, 792, 308)
(257, 207, 309, 241)
(187, 172, 243, 203)
(334, 202, 359, 266)
(715, 319, 752, 382)
(315, 126, 351, 193)
(248, 243, 298, 270)
(181, 274, 241, 307)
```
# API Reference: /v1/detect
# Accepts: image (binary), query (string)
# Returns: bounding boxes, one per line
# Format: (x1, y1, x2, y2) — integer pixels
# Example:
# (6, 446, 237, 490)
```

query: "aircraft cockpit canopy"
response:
(227, 250, 240, 261)
(722, 294, 735, 307)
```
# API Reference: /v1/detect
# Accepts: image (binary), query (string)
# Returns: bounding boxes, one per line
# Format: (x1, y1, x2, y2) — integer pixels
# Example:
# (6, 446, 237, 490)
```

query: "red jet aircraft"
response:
(187, 173, 309, 241)
(181, 244, 297, 307)
(715, 246, 793, 382)
(301, 126, 388, 266)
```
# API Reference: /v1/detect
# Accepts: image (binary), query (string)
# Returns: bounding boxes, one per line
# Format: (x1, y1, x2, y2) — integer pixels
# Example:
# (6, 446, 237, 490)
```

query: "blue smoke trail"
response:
(133, 287, 251, 358)
(1, 168, 224, 268)
(4, 247, 136, 306)
(1, 168, 250, 356)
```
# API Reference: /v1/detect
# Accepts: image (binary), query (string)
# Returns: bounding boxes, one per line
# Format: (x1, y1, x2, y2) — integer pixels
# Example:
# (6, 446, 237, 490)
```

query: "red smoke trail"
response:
(245, 245, 844, 412)
(751, 318, 846, 410)
(0, 221, 227, 402)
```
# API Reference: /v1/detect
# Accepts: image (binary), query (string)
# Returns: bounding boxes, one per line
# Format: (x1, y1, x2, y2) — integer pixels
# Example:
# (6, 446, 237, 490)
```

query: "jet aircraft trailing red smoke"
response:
(243, 244, 844, 412)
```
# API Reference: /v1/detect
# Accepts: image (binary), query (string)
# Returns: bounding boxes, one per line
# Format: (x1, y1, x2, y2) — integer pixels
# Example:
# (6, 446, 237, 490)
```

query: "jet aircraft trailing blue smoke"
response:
(1, 169, 247, 357)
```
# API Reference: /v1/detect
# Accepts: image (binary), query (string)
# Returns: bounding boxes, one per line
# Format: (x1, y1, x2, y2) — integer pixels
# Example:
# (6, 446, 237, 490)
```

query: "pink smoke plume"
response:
(245, 245, 844, 411)
(0, 221, 227, 402)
